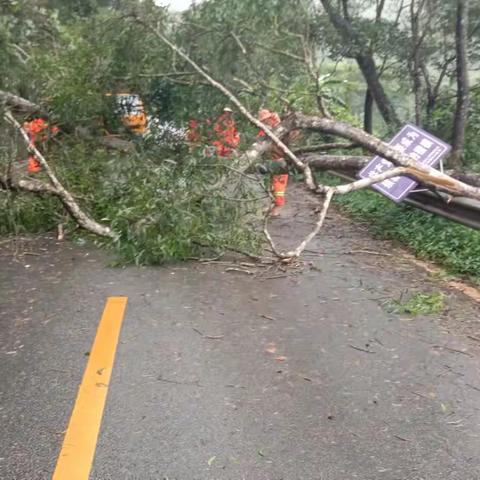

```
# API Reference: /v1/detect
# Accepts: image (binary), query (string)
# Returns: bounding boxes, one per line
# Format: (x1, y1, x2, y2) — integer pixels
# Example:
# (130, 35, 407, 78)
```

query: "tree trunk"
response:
(303, 154, 369, 170)
(409, 0, 423, 126)
(320, 0, 400, 129)
(363, 88, 373, 133)
(425, 92, 436, 128)
(412, 59, 422, 126)
(0, 90, 43, 114)
(451, 0, 469, 169)
(422, 57, 454, 129)
(355, 55, 400, 128)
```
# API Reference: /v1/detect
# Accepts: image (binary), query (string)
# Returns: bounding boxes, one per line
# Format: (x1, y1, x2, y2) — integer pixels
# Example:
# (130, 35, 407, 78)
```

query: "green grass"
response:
(317, 174, 480, 283)
(387, 291, 445, 316)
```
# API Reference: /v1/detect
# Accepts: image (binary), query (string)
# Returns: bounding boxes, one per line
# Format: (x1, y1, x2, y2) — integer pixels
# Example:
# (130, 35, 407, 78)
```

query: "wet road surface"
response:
(1, 189, 480, 479)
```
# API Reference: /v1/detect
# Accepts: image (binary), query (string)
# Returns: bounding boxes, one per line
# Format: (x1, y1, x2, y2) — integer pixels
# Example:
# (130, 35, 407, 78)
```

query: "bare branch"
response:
(115, 71, 196, 80)
(331, 166, 409, 194)
(294, 142, 358, 154)
(303, 154, 369, 170)
(232, 76, 256, 94)
(0, 174, 62, 198)
(285, 189, 334, 258)
(230, 31, 247, 55)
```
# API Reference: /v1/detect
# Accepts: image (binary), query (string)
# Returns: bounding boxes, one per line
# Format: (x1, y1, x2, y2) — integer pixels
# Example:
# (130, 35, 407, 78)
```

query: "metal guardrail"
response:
(328, 170, 480, 231)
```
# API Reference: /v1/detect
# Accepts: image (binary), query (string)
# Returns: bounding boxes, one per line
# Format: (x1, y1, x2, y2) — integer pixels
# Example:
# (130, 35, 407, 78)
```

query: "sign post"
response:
(358, 123, 451, 203)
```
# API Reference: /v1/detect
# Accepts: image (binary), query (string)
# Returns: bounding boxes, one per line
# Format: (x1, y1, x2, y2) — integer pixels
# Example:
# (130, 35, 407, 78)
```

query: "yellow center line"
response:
(52, 296, 128, 480)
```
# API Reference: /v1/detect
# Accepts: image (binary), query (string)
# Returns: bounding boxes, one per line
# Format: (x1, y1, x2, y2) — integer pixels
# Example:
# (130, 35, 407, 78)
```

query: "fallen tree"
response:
(4, 20, 478, 261)
(302, 152, 480, 189)
(302, 154, 369, 170)
(2, 3, 478, 267)
(140, 17, 480, 259)
(139, 18, 480, 201)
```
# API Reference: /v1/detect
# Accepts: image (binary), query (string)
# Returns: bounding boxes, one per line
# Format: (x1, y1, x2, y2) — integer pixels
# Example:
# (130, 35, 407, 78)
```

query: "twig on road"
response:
(410, 390, 430, 400)
(466, 383, 480, 393)
(225, 267, 254, 275)
(157, 375, 202, 386)
(349, 344, 376, 354)
(188, 254, 225, 262)
(259, 314, 277, 321)
(432, 345, 473, 357)
(347, 249, 393, 257)
(261, 274, 292, 280)
(192, 327, 225, 340)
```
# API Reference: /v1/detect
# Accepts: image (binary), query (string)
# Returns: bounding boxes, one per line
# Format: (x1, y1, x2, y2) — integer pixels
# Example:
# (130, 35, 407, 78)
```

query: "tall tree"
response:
(362, 0, 394, 133)
(319, 0, 400, 129)
(408, 0, 425, 125)
(451, 0, 470, 168)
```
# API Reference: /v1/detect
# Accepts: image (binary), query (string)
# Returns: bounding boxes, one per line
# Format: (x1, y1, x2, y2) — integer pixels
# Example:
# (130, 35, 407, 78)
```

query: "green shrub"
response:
(97, 149, 262, 264)
(0, 191, 61, 234)
(0, 140, 262, 264)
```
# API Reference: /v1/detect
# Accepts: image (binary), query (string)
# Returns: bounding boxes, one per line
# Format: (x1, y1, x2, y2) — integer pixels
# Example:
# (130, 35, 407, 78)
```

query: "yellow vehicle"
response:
(106, 92, 148, 135)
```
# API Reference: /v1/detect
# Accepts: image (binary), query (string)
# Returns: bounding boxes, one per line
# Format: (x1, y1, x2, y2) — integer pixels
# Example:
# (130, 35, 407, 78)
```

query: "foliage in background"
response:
(430, 89, 480, 171)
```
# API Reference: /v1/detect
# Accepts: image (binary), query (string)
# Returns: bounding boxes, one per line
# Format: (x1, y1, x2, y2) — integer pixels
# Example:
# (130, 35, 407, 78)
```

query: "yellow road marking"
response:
(52, 297, 128, 480)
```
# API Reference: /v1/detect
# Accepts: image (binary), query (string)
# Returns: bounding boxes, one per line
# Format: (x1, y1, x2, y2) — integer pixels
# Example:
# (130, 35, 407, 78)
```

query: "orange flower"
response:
(21, 118, 58, 173)
(212, 113, 240, 156)
(23, 118, 59, 144)
(24, 118, 48, 135)
(187, 119, 201, 143)
(27, 155, 41, 173)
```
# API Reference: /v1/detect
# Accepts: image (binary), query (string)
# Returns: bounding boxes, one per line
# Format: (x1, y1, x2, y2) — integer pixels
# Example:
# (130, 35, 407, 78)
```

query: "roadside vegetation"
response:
(388, 291, 446, 316)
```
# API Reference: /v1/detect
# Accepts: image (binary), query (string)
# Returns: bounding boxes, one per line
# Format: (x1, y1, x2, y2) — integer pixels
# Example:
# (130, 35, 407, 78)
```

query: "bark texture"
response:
(0, 90, 43, 114)
(320, 0, 400, 128)
(294, 113, 480, 200)
(451, 0, 470, 168)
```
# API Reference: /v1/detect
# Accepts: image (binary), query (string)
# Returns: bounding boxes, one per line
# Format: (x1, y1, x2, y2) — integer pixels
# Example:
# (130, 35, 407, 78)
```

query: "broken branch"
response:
(0, 90, 43, 114)
(295, 113, 480, 200)
(4, 112, 114, 238)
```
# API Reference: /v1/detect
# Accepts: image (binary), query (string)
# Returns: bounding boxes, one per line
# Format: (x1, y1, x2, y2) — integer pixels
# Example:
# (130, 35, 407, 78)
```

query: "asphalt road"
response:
(1, 190, 480, 479)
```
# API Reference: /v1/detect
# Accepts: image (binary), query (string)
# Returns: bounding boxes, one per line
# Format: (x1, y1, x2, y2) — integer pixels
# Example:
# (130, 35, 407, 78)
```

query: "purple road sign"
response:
(358, 123, 451, 203)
